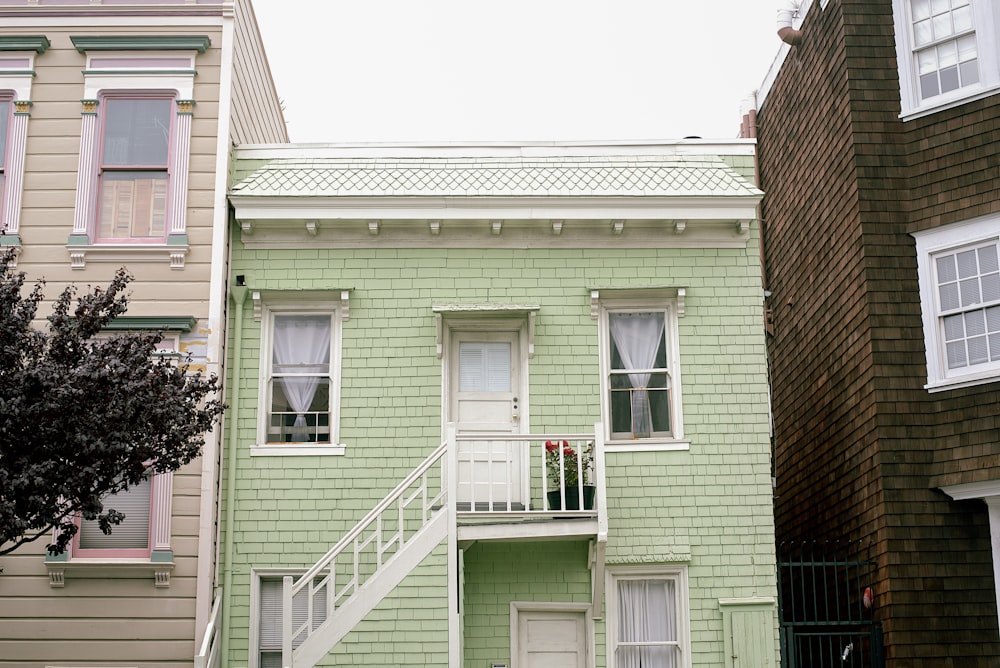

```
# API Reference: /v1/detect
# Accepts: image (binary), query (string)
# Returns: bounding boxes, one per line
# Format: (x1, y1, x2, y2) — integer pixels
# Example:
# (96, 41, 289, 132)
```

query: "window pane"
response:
(102, 98, 171, 167)
(79, 477, 151, 549)
(911, 0, 930, 23)
(259, 578, 327, 657)
(98, 172, 168, 239)
(966, 309, 986, 336)
(270, 314, 333, 444)
(946, 340, 967, 368)
(953, 4, 974, 32)
(959, 277, 981, 306)
(936, 254, 958, 283)
(968, 335, 989, 365)
(459, 342, 511, 392)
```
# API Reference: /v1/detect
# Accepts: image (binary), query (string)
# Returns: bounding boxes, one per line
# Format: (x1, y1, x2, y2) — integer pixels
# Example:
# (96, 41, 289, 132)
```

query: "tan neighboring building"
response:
(0, 1, 286, 666)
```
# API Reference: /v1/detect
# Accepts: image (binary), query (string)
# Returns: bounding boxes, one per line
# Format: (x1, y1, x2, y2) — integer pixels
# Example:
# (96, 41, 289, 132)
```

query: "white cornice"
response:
(940, 479, 1000, 501)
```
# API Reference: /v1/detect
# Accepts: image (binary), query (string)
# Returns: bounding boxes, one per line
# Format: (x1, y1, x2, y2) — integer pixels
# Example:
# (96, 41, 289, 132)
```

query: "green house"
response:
(217, 140, 778, 667)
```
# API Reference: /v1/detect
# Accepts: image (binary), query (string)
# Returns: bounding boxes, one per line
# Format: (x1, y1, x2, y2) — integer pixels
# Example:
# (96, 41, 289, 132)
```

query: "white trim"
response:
(605, 565, 692, 668)
(255, 301, 344, 451)
(940, 479, 1000, 501)
(912, 214, 1000, 391)
(1, 16, 225, 28)
(510, 601, 595, 668)
(597, 296, 684, 444)
(891, 0, 1000, 120)
(249, 568, 308, 668)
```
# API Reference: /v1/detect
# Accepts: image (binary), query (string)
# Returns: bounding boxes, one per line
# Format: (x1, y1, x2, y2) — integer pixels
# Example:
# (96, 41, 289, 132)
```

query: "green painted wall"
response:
(222, 233, 777, 666)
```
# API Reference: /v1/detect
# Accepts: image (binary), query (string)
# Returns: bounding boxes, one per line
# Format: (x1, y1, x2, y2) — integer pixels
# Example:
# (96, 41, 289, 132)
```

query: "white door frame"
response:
(441, 315, 531, 436)
(510, 601, 594, 668)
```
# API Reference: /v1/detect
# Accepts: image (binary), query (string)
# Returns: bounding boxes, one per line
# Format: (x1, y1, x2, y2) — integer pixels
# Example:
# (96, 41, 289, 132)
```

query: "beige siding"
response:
(230, 0, 288, 144)
(0, 16, 226, 668)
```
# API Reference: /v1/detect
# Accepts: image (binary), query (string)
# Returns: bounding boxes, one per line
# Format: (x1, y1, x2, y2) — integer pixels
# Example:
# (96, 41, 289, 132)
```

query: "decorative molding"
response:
(429, 220, 441, 235)
(13, 100, 31, 114)
(0, 36, 50, 53)
(550, 220, 563, 235)
(590, 286, 686, 319)
(71, 35, 211, 53)
(239, 219, 253, 235)
(65, 244, 190, 270)
(250, 288, 351, 322)
(491, 220, 503, 235)
(45, 559, 174, 587)
(175, 99, 195, 114)
(605, 551, 692, 564)
(102, 316, 196, 331)
(736, 220, 750, 235)
(80, 99, 99, 115)
(674, 221, 686, 234)
(367, 220, 380, 236)
(305, 220, 319, 236)
(48, 569, 65, 587)
(611, 220, 624, 235)
(432, 303, 540, 359)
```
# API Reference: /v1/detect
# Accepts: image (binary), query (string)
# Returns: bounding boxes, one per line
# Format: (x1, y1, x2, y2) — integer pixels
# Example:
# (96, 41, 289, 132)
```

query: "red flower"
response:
(545, 440, 558, 452)
(563, 447, 575, 457)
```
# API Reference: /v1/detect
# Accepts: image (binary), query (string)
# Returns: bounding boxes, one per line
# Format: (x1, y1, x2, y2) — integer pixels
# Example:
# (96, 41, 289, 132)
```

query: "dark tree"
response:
(0, 249, 225, 556)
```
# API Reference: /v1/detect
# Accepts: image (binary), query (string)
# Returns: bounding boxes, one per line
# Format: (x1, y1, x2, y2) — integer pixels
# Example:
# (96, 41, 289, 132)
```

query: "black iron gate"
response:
(778, 541, 884, 668)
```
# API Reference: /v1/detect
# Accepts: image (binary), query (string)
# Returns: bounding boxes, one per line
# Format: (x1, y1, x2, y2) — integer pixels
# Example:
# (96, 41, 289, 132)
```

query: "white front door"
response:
(450, 330, 524, 507)
(517, 609, 588, 668)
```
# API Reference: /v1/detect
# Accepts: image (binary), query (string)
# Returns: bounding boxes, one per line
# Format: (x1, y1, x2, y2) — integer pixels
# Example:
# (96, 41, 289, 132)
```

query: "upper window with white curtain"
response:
(608, 567, 690, 668)
(913, 214, 1000, 391)
(255, 301, 344, 455)
(599, 297, 683, 446)
(892, 0, 1000, 118)
(268, 313, 334, 444)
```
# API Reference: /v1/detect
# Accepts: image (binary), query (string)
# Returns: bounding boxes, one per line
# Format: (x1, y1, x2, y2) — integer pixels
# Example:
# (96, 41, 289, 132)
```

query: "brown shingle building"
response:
(749, 0, 1000, 665)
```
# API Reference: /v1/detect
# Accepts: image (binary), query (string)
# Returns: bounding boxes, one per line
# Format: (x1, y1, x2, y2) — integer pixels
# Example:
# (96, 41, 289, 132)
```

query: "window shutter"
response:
(79, 477, 151, 549)
(459, 342, 510, 392)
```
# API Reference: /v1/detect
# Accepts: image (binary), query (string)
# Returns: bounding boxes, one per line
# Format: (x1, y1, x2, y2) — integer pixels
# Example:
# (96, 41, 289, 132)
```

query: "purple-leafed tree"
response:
(0, 249, 225, 557)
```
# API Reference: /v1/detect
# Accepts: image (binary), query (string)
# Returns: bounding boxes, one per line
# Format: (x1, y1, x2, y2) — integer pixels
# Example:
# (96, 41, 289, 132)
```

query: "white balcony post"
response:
(447, 423, 460, 667)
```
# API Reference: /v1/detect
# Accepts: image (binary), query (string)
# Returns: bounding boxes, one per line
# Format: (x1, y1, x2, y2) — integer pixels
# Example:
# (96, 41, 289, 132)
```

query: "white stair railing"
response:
(282, 439, 448, 662)
(193, 594, 222, 668)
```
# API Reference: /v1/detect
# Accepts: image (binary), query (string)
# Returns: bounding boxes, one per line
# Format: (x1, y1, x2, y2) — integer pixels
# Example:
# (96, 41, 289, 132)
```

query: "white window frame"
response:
(251, 570, 329, 668)
(892, 0, 1000, 120)
(67, 38, 205, 268)
(913, 213, 1000, 391)
(254, 301, 344, 456)
(596, 291, 687, 452)
(606, 565, 692, 668)
(0, 37, 48, 249)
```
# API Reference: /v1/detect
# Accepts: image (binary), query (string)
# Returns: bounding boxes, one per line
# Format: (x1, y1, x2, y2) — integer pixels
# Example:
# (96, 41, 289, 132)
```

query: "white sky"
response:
(250, 0, 785, 144)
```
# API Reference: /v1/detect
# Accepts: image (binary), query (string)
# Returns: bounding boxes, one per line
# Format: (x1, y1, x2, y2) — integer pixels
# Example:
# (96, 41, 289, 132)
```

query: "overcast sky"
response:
(250, 0, 787, 144)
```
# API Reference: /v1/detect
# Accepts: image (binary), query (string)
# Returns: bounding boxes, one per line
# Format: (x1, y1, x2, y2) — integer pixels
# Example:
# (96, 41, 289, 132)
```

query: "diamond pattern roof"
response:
(230, 156, 761, 198)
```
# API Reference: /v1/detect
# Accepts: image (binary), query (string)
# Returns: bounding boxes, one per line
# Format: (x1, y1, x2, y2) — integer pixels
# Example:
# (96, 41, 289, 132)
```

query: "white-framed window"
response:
(74, 476, 153, 558)
(596, 290, 685, 449)
(67, 35, 208, 268)
(913, 214, 1000, 391)
(892, 0, 1000, 119)
(607, 566, 691, 668)
(96, 94, 172, 242)
(0, 36, 49, 245)
(255, 301, 344, 455)
(253, 573, 328, 668)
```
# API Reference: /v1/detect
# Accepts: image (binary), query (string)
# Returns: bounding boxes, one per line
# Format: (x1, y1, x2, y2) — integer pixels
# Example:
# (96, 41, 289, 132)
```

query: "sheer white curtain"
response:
(617, 578, 677, 668)
(609, 313, 665, 437)
(272, 315, 331, 441)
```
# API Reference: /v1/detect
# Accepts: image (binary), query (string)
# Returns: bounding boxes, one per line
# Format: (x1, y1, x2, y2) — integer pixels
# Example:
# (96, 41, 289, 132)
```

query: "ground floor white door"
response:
(516, 609, 588, 668)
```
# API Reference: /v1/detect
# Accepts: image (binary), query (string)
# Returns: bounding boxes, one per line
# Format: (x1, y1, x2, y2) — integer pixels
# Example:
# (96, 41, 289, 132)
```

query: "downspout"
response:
(777, 0, 803, 46)
(221, 282, 249, 666)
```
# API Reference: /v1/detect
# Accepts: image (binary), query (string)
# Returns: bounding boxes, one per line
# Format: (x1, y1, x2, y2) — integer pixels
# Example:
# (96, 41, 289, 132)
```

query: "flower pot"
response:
(547, 484, 596, 510)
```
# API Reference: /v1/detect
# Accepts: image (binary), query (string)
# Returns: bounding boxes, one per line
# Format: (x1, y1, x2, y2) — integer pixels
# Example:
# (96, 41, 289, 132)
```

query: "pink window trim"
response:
(93, 91, 177, 245)
(71, 475, 156, 559)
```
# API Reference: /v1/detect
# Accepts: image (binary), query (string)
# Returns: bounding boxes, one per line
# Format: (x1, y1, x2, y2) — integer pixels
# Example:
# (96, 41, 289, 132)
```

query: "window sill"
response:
(65, 236, 189, 269)
(252, 444, 347, 456)
(925, 371, 1000, 394)
(45, 554, 174, 588)
(900, 83, 1000, 122)
(604, 439, 690, 453)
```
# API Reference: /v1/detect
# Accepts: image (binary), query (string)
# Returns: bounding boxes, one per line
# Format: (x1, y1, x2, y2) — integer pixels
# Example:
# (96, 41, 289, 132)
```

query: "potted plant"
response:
(544, 439, 595, 510)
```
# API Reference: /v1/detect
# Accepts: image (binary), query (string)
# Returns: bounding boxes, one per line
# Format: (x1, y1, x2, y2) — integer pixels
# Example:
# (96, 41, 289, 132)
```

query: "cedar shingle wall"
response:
(758, 0, 1000, 664)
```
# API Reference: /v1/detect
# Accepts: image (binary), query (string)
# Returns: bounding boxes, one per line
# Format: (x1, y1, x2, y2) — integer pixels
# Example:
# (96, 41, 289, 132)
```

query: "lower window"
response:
(256, 575, 328, 668)
(75, 477, 152, 556)
(609, 567, 690, 668)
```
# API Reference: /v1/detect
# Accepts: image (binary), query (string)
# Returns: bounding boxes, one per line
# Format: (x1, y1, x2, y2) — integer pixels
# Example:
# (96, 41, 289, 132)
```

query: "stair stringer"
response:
(293, 510, 449, 667)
